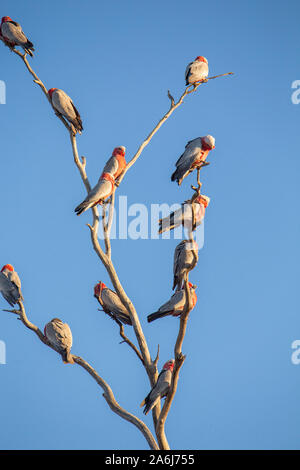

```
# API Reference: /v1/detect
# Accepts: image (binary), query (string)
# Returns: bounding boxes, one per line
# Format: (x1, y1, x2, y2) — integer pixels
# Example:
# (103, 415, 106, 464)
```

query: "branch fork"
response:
(2, 40, 234, 449)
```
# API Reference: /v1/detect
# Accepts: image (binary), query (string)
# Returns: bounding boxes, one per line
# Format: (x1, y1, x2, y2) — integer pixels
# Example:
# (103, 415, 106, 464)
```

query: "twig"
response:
(74, 355, 158, 449)
(100, 309, 144, 365)
(116, 71, 233, 187)
(5, 301, 158, 449)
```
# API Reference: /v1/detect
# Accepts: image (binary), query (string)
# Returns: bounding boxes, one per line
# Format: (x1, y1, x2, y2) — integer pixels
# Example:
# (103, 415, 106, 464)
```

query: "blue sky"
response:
(0, 0, 300, 450)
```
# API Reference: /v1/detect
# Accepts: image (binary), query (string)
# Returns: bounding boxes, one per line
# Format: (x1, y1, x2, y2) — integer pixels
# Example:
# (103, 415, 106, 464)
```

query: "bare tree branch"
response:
(155, 278, 194, 449)
(7, 47, 163, 441)
(3, 301, 158, 450)
(116, 71, 233, 186)
(98, 308, 144, 365)
(3, 41, 234, 449)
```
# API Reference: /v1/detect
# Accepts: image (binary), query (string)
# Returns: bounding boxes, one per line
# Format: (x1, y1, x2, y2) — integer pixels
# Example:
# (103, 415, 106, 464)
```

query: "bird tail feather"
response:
(147, 311, 171, 323)
(62, 351, 74, 364)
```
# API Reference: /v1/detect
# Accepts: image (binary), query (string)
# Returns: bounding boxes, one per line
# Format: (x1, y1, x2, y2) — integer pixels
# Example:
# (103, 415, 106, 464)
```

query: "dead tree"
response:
(0, 26, 233, 450)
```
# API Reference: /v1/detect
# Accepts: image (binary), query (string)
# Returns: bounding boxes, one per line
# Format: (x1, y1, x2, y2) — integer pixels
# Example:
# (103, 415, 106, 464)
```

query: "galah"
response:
(158, 194, 210, 234)
(173, 240, 199, 291)
(44, 318, 74, 364)
(75, 172, 115, 215)
(185, 56, 209, 86)
(140, 359, 175, 415)
(0, 264, 23, 306)
(0, 17, 34, 56)
(171, 135, 215, 185)
(102, 147, 126, 180)
(147, 283, 197, 323)
(94, 281, 132, 325)
(48, 88, 83, 134)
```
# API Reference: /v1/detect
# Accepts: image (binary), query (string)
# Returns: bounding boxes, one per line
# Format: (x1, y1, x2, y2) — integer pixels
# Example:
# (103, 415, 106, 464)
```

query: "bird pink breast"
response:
(101, 172, 115, 185)
(114, 154, 127, 179)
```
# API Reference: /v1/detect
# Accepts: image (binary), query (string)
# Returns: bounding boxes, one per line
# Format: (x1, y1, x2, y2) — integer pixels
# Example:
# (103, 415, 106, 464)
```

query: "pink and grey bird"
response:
(48, 88, 83, 134)
(94, 281, 132, 325)
(158, 195, 210, 234)
(147, 283, 197, 323)
(0, 17, 34, 56)
(140, 359, 175, 415)
(0, 264, 23, 306)
(102, 146, 126, 180)
(173, 240, 198, 291)
(75, 147, 126, 215)
(44, 318, 74, 364)
(171, 135, 215, 185)
(75, 172, 115, 215)
(185, 56, 209, 86)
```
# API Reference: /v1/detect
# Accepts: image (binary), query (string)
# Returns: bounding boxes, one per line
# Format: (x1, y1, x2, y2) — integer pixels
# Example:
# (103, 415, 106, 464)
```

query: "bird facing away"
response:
(185, 56, 209, 86)
(171, 135, 215, 185)
(158, 195, 210, 234)
(140, 359, 175, 415)
(75, 147, 126, 216)
(0, 264, 23, 306)
(94, 281, 132, 325)
(48, 88, 83, 134)
(147, 283, 197, 323)
(173, 240, 199, 291)
(0, 17, 34, 56)
(44, 318, 74, 364)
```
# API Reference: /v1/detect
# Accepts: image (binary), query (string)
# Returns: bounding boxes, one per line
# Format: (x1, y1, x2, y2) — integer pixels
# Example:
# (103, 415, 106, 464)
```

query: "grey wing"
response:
(151, 370, 171, 400)
(52, 90, 77, 120)
(0, 273, 20, 306)
(103, 156, 119, 175)
(159, 290, 185, 313)
(1, 22, 28, 45)
(175, 139, 202, 174)
(10, 271, 23, 299)
(103, 289, 129, 317)
(185, 62, 193, 81)
(87, 179, 112, 204)
(173, 241, 185, 275)
(47, 322, 72, 350)
(184, 137, 202, 149)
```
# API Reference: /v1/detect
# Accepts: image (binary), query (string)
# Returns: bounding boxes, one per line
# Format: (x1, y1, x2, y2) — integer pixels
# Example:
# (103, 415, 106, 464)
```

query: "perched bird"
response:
(140, 359, 175, 415)
(0, 264, 23, 306)
(147, 283, 197, 323)
(75, 172, 115, 215)
(158, 195, 210, 234)
(0, 16, 34, 56)
(44, 318, 74, 364)
(171, 135, 215, 185)
(102, 147, 127, 180)
(173, 240, 199, 291)
(94, 281, 132, 325)
(185, 56, 209, 86)
(48, 88, 83, 134)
